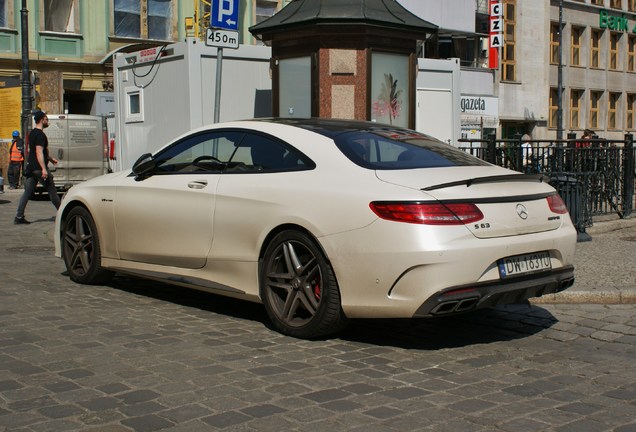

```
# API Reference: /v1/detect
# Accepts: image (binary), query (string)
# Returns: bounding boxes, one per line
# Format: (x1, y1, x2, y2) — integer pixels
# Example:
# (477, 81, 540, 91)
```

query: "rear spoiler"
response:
(422, 174, 547, 191)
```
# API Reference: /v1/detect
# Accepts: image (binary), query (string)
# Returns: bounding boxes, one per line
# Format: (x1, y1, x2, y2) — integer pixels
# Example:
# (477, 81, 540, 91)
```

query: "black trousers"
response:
(16, 173, 61, 219)
(8, 161, 22, 188)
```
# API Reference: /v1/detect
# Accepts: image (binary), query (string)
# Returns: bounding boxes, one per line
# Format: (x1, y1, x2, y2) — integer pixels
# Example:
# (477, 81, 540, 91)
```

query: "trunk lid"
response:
(376, 167, 565, 238)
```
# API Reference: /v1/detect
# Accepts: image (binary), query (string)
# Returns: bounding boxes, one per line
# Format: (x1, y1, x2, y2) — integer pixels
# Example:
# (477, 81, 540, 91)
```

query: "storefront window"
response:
(371, 52, 409, 127)
(279, 57, 311, 118)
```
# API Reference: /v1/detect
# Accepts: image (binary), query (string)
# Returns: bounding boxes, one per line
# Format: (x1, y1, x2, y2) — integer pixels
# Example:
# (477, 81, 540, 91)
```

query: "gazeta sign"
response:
(599, 9, 635, 33)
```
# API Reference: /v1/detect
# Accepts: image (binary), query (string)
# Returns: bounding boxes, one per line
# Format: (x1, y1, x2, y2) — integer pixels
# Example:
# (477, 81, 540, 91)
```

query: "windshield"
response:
(335, 130, 490, 170)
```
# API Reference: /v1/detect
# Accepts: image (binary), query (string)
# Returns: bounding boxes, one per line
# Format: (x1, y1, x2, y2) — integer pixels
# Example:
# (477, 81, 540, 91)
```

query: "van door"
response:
(45, 115, 70, 185)
(44, 114, 106, 189)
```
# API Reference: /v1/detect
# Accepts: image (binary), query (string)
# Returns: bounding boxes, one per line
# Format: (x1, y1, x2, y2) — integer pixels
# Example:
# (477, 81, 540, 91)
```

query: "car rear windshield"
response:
(334, 130, 490, 170)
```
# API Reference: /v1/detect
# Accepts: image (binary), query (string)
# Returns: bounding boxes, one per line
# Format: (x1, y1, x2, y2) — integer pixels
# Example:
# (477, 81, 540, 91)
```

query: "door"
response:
(114, 173, 220, 268)
(44, 115, 70, 184)
(114, 130, 244, 269)
(44, 114, 106, 184)
(416, 89, 453, 144)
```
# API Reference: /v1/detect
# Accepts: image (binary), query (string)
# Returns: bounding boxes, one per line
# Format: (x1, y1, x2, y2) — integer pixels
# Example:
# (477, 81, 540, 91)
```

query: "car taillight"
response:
(370, 202, 484, 225)
(547, 194, 568, 214)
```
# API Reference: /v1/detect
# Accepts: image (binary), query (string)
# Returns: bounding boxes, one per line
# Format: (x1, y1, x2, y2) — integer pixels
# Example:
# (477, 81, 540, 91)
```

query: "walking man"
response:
(8, 130, 25, 189)
(14, 111, 61, 225)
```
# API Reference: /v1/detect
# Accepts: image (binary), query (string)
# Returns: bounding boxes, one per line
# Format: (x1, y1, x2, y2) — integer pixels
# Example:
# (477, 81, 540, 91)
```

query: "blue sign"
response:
(211, 0, 239, 31)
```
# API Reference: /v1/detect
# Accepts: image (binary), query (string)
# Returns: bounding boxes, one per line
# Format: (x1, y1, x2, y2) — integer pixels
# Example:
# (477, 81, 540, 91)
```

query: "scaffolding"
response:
(186, 0, 211, 40)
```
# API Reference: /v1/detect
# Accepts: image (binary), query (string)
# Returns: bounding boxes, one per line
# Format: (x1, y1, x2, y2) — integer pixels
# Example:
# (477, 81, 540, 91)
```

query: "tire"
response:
(260, 230, 348, 339)
(62, 206, 114, 285)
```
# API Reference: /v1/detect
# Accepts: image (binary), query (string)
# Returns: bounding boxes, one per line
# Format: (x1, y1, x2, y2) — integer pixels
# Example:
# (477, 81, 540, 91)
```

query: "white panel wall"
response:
(398, 0, 476, 32)
(114, 40, 272, 170)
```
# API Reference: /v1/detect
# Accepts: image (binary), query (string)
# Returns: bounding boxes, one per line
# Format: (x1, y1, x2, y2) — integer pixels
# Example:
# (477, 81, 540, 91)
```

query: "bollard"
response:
(487, 133, 497, 165)
(624, 134, 634, 217)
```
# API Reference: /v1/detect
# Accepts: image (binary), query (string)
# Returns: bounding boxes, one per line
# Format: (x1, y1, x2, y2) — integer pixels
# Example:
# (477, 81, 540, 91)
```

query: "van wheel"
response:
(260, 230, 348, 339)
(62, 206, 113, 285)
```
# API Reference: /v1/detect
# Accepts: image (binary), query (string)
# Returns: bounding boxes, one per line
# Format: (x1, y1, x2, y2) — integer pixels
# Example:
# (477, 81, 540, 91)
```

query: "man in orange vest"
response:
(8, 130, 24, 189)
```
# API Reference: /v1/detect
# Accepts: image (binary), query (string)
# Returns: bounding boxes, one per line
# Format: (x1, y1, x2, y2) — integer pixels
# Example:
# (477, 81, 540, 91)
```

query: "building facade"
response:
(498, 0, 636, 140)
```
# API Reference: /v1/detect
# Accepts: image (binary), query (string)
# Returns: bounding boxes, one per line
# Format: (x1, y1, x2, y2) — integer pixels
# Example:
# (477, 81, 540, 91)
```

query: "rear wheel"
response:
(260, 230, 348, 338)
(62, 206, 113, 284)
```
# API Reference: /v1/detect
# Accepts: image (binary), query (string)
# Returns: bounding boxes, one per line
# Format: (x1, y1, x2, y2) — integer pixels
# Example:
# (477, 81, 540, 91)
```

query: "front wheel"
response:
(62, 206, 114, 285)
(260, 230, 348, 339)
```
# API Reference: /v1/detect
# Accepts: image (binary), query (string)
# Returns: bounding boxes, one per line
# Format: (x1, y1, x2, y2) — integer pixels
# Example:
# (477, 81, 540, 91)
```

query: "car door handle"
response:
(187, 180, 208, 189)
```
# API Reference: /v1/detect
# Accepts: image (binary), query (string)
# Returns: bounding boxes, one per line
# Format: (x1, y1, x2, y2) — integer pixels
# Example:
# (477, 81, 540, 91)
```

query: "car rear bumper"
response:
(413, 265, 575, 317)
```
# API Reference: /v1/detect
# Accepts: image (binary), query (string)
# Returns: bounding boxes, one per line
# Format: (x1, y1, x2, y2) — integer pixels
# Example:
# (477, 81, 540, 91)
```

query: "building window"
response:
(0, 0, 7, 28)
(630, 0, 636, 12)
(627, 94, 636, 129)
(591, 0, 605, 5)
(610, 32, 621, 70)
(113, 0, 175, 41)
(501, 0, 516, 81)
(610, 0, 621, 8)
(255, 0, 279, 24)
(43, 0, 79, 33)
(549, 88, 558, 128)
(571, 26, 583, 66)
(590, 91, 602, 129)
(591, 29, 602, 68)
(125, 87, 144, 123)
(550, 23, 559, 65)
(608, 92, 620, 129)
(570, 89, 583, 129)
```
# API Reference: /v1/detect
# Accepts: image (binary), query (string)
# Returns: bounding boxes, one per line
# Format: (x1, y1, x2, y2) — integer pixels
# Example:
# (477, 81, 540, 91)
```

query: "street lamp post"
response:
(20, 0, 32, 139)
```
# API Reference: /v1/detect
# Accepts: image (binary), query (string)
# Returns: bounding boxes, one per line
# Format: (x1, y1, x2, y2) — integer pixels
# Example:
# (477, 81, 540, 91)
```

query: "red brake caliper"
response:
(313, 276, 321, 301)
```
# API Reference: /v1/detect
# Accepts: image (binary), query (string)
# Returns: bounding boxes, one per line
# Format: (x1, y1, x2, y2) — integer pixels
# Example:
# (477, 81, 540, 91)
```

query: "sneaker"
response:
(14, 217, 31, 225)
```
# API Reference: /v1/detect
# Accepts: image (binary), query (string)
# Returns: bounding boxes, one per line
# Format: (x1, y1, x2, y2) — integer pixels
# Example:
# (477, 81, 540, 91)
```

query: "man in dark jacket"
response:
(14, 111, 61, 225)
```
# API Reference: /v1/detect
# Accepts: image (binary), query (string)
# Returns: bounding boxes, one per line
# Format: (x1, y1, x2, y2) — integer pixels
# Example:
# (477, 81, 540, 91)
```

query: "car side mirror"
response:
(132, 153, 156, 180)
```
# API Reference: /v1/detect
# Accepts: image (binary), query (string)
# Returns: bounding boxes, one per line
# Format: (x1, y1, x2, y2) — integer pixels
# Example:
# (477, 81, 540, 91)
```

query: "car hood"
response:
(375, 166, 567, 238)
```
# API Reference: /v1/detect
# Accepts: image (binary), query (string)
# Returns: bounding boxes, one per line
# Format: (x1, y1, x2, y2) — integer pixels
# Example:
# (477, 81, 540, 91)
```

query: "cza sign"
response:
(488, 0, 502, 68)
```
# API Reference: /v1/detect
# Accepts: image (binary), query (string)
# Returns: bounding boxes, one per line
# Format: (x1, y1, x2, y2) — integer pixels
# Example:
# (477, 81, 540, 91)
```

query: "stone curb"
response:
(585, 215, 636, 235)
(531, 289, 636, 305)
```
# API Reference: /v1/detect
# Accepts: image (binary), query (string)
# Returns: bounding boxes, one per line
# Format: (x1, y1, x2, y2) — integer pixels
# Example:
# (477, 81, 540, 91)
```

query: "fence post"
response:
(487, 133, 496, 164)
(565, 132, 576, 172)
(513, 133, 523, 172)
(624, 134, 634, 218)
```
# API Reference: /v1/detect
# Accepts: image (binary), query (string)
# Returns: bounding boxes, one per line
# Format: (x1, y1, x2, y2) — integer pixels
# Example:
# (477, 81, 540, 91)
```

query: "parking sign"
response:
(211, 0, 239, 31)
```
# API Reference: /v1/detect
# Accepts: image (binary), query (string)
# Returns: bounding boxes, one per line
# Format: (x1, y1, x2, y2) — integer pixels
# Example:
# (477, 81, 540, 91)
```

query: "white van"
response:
(43, 114, 109, 192)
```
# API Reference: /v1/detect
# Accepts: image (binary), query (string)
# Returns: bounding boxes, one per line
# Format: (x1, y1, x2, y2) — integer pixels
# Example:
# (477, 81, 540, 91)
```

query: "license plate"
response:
(498, 251, 552, 279)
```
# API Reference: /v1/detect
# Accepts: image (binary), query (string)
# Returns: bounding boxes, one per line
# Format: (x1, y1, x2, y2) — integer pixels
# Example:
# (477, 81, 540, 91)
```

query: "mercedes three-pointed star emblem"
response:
(516, 203, 529, 220)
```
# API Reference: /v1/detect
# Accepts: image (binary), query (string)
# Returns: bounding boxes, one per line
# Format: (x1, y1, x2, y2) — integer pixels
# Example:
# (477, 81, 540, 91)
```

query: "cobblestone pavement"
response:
(1, 194, 635, 432)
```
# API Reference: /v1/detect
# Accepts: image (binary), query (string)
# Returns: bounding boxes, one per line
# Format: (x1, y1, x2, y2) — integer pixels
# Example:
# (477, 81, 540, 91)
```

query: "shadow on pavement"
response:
(107, 275, 269, 323)
(340, 305, 557, 349)
(102, 275, 557, 349)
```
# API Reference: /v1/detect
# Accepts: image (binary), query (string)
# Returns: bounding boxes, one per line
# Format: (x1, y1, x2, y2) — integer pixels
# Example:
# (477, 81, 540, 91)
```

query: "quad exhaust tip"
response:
(431, 277, 576, 315)
(431, 297, 480, 315)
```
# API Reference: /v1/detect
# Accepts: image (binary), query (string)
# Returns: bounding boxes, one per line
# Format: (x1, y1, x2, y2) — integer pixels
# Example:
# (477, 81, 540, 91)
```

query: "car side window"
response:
(154, 131, 244, 173)
(152, 130, 312, 174)
(234, 132, 310, 173)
